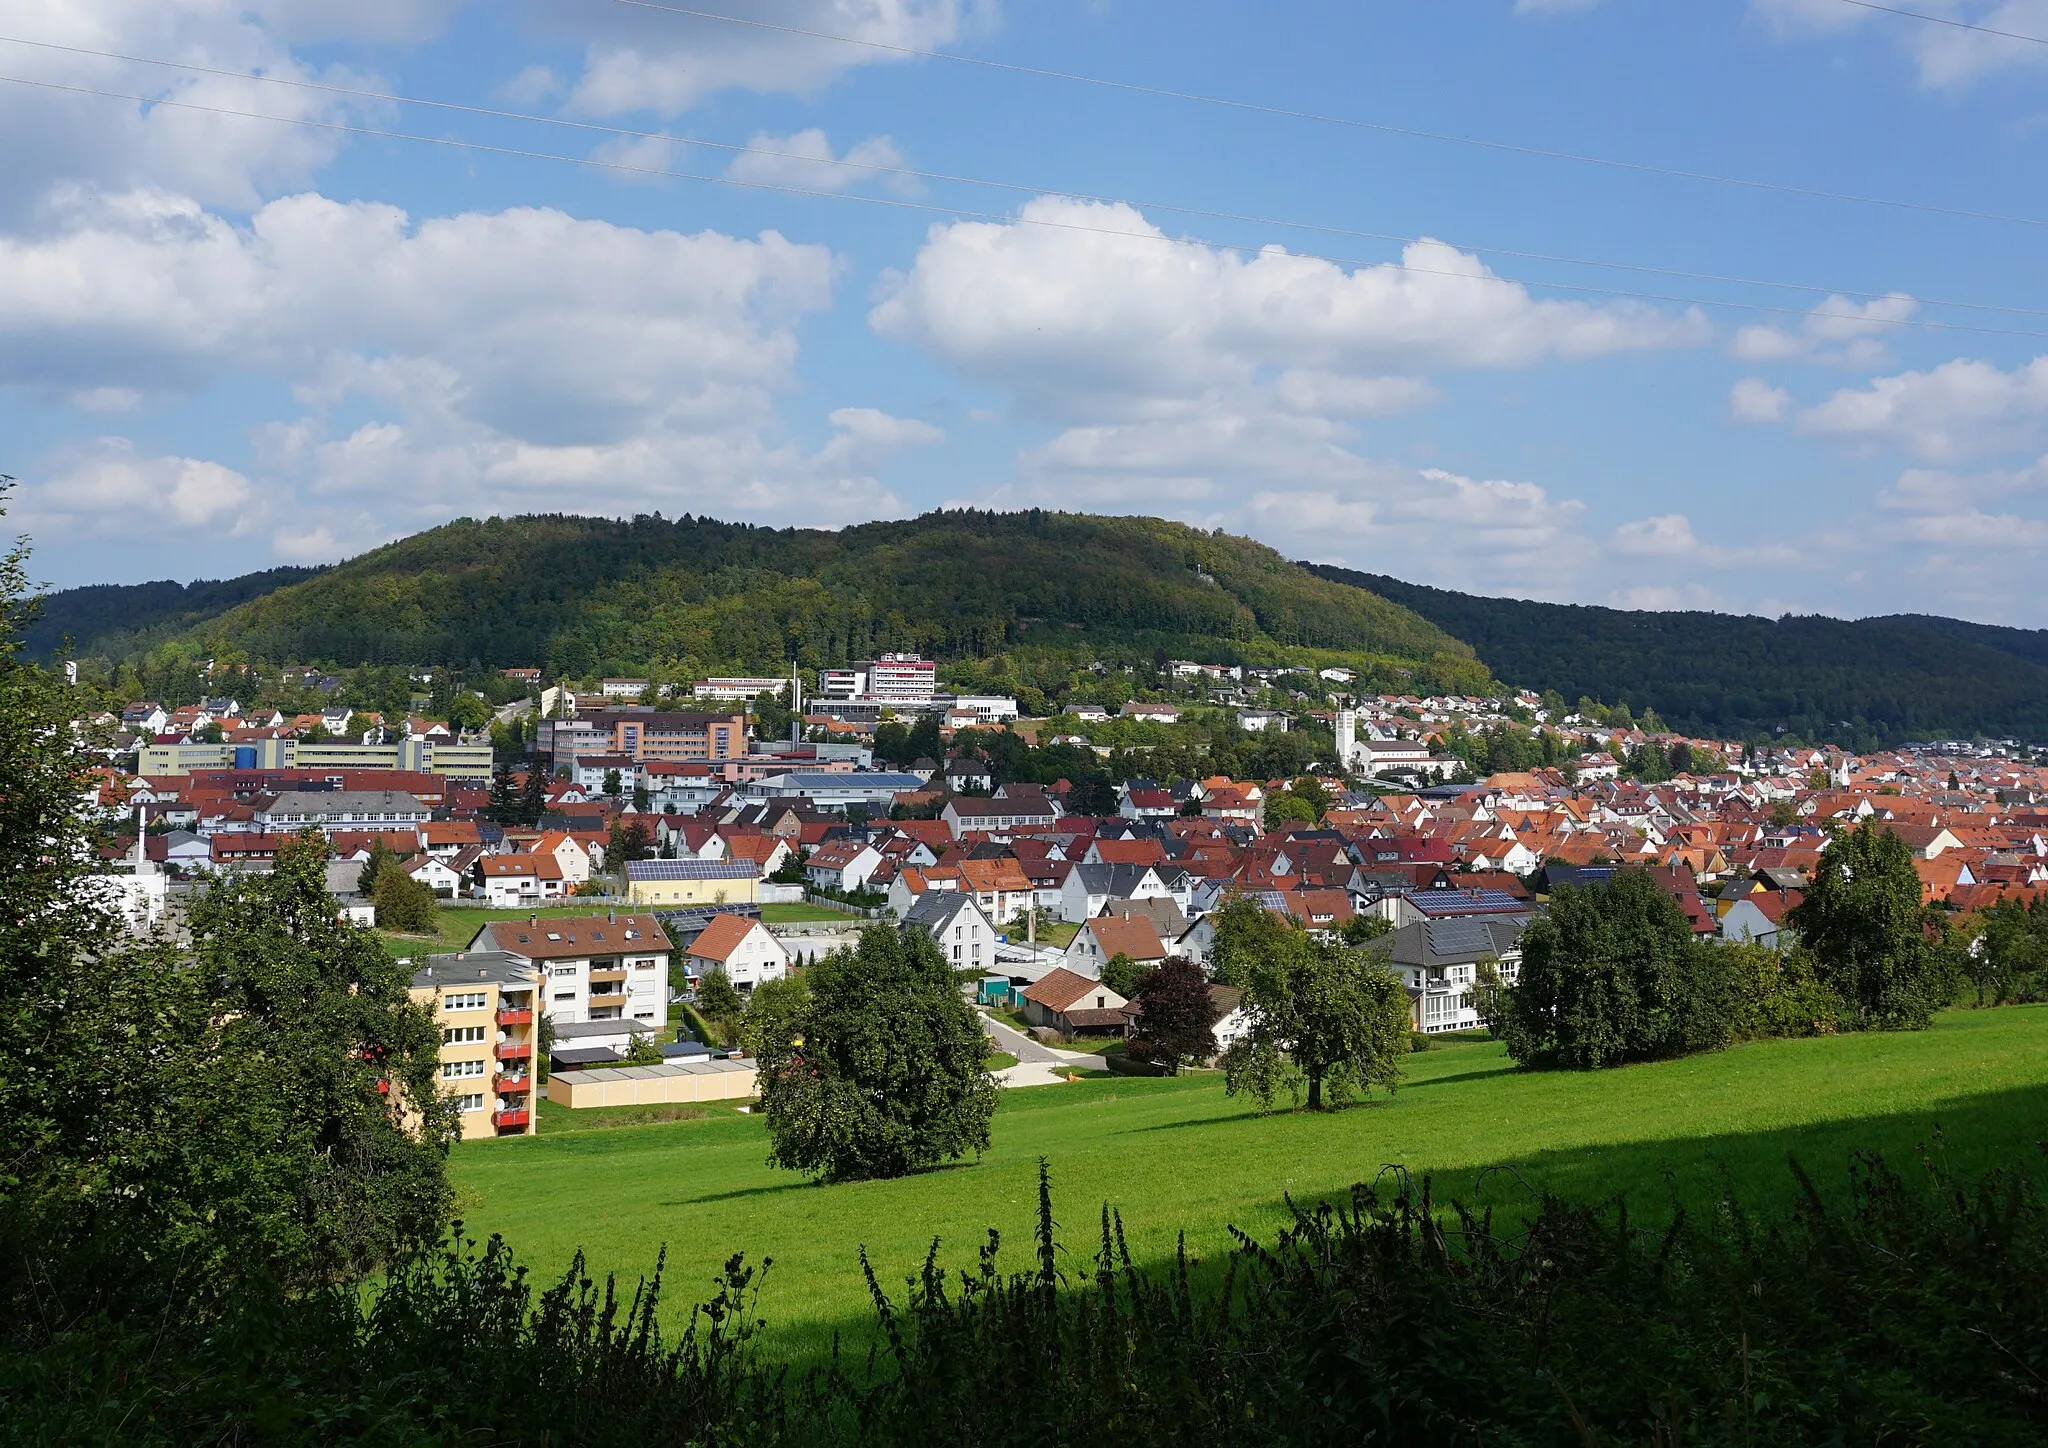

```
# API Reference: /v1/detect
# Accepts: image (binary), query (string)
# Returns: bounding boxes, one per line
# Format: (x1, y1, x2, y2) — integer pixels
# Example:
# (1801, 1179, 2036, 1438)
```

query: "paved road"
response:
(981, 1011, 1094, 1088)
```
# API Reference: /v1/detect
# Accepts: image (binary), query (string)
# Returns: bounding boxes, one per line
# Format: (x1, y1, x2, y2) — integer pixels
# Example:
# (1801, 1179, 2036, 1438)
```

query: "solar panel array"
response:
(1424, 918, 1497, 959)
(624, 859, 761, 880)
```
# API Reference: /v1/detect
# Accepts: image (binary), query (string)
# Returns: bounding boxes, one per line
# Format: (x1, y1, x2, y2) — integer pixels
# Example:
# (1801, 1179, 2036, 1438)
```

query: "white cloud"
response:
(0, 0, 458, 218)
(869, 194, 1721, 595)
(1610, 510, 1802, 567)
(1751, 0, 2048, 88)
(0, 188, 938, 552)
(725, 129, 921, 196)
(535, 0, 987, 116)
(1729, 292, 1918, 367)
(16, 437, 256, 538)
(872, 197, 1708, 420)
(1729, 376, 1794, 422)
(1797, 356, 2048, 461)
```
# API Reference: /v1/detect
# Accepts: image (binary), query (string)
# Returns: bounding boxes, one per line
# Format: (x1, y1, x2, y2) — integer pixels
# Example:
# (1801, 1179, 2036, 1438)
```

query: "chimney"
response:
(607, 907, 616, 923)
(530, 914, 538, 926)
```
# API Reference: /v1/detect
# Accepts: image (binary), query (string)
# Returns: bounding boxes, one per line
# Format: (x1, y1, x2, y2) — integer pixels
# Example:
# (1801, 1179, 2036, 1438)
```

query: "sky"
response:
(5, 1, 2048, 624)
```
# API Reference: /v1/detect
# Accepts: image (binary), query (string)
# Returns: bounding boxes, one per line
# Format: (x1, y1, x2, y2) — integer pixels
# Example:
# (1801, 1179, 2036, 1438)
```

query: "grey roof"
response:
(552, 1045, 625, 1066)
(626, 859, 761, 881)
(256, 790, 428, 818)
(1371, 917, 1527, 968)
(565, 1058, 754, 1083)
(771, 771, 926, 789)
(1068, 862, 1161, 898)
(412, 950, 538, 991)
(903, 891, 988, 934)
(553, 1018, 655, 1041)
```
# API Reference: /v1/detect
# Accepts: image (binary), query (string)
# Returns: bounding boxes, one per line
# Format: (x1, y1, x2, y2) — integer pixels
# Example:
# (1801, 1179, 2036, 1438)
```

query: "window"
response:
(952, 944, 961, 960)
(552, 964, 579, 977)
(455, 1093, 486, 1112)
(442, 1025, 485, 1045)
(441, 1059, 487, 1080)
(443, 991, 488, 1012)
(554, 990, 576, 1001)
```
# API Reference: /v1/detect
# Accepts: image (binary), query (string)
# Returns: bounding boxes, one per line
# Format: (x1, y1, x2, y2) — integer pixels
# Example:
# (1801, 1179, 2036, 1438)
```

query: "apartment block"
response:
(409, 951, 541, 1140)
(471, 912, 673, 1028)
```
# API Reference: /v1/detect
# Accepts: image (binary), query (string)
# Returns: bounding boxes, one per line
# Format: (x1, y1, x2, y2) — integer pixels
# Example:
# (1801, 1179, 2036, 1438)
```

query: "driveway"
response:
(981, 1010, 1094, 1088)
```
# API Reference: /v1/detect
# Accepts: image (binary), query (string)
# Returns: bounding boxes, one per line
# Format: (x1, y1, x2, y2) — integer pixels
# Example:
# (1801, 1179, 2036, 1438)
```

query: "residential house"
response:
(902, 891, 998, 973)
(409, 951, 541, 1140)
(1062, 913, 1168, 982)
(1057, 862, 1175, 923)
(1019, 967, 1130, 1036)
(1367, 915, 1528, 1034)
(476, 854, 567, 907)
(806, 838, 885, 893)
(529, 830, 594, 886)
(252, 789, 431, 836)
(471, 913, 672, 1029)
(405, 853, 466, 899)
(685, 913, 790, 992)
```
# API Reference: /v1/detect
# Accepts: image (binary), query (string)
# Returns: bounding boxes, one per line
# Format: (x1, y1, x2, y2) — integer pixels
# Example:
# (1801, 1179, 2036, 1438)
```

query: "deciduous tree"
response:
(1129, 958, 1220, 1071)
(1790, 823, 1955, 1029)
(1222, 925, 1409, 1111)
(754, 926, 996, 1181)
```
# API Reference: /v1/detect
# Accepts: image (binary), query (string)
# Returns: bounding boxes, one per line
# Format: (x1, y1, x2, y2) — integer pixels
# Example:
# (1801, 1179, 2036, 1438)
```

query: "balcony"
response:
(588, 967, 628, 985)
(497, 1074, 531, 1095)
(495, 1006, 533, 1026)
(493, 1108, 530, 1130)
(495, 1041, 532, 1062)
(588, 989, 627, 1007)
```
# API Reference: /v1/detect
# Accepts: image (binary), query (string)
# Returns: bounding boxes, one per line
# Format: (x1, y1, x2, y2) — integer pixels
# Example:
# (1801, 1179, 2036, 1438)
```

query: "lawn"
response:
(759, 903, 856, 924)
(449, 1006, 2048, 1359)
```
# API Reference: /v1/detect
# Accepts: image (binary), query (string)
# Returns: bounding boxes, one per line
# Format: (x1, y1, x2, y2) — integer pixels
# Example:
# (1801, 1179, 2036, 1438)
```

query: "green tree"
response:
(358, 835, 401, 896)
(1128, 958, 1220, 1071)
(1101, 950, 1146, 999)
(622, 1033, 664, 1066)
(1208, 894, 1292, 988)
(696, 967, 744, 1031)
(1973, 898, 2048, 1006)
(1789, 822, 1955, 1030)
(740, 972, 810, 1060)
(1222, 925, 1409, 1111)
(754, 926, 997, 1181)
(602, 767, 622, 797)
(178, 831, 455, 1287)
(371, 864, 440, 936)
(1498, 870, 1732, 1069)
(444, 692, 490, 732)
(486, 766, 520, 824)
(518, 765, 548, 826)
(606, 815, 652, 869)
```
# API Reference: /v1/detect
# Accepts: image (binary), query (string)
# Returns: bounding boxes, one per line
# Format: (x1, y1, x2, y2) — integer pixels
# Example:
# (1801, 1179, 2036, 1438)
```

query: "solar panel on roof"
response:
(1424, 918, 1496, 958)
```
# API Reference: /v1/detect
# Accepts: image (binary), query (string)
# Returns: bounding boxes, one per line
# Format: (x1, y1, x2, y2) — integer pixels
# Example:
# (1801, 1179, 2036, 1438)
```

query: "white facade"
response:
(689, 921, 790, 990)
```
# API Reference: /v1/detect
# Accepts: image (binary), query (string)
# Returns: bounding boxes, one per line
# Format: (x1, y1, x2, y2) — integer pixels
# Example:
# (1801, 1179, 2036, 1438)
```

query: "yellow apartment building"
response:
(409, 951, 542, 1140)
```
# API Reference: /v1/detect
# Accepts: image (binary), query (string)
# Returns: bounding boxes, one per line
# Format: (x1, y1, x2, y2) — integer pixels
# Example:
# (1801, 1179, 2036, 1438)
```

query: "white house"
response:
(806, 839, 885, 894)
(529, 831, 593, 886)
(902, 891, 997, 973)
(686, 913, 790, 991)
(405, 854, 466, 899)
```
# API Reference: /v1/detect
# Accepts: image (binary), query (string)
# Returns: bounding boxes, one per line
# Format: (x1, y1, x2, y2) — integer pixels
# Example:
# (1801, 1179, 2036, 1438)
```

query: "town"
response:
(69, 648, 2048, 1139)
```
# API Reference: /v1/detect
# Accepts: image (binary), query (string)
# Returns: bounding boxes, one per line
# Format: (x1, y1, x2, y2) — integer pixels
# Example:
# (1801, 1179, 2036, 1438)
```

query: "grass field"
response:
(759, 903, 855, 924)
(450, 1006, 2048, 1358)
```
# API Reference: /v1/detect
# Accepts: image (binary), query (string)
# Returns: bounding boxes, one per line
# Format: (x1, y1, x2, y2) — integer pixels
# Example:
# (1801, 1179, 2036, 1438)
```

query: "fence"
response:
(803, 891, 888, 919)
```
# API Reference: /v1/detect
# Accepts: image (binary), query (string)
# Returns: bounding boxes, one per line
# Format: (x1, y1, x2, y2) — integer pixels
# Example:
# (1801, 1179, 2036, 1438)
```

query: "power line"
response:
(11, 69, 2048, 342)
(613, 0, 2048, 229)
(5, 34, 2047, 325)
(1837, 0, 2048, 47)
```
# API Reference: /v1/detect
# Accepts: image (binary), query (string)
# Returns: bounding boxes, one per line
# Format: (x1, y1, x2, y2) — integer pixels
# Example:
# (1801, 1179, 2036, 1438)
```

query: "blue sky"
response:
(5, 1, 2048, 624)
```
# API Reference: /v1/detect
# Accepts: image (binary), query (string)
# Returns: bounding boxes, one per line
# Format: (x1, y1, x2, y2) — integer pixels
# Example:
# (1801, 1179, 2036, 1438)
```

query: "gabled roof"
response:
(1022, 966, 1127, 1013)
(687, 913, 769, 963)
(1081, 913, 1167, 961)
(480, 914, 672, 958)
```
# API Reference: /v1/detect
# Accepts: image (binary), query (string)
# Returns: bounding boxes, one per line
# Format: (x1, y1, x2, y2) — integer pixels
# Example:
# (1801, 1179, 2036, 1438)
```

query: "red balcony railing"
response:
(496, 1006, 532, 1027)
(495, 1041, 532, 1061)
(497, 1075, 531, 1095)
(493, 1108, 530, 1130)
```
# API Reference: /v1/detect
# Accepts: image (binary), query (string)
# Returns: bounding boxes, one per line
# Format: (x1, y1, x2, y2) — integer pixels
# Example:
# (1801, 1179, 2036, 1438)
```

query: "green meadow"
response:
(450, 1006, 2048, 1357)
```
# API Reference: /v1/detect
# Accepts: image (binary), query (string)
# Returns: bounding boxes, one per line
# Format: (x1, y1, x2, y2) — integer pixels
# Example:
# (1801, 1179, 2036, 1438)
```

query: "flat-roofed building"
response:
(409, 951, 541, 1140)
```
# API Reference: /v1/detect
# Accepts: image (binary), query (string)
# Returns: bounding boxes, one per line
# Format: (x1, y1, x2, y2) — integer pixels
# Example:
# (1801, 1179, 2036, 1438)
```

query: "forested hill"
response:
(1309, 563, 2048, 747)
(23, 565, 327, 661)
(52, 511, 1491, 692)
